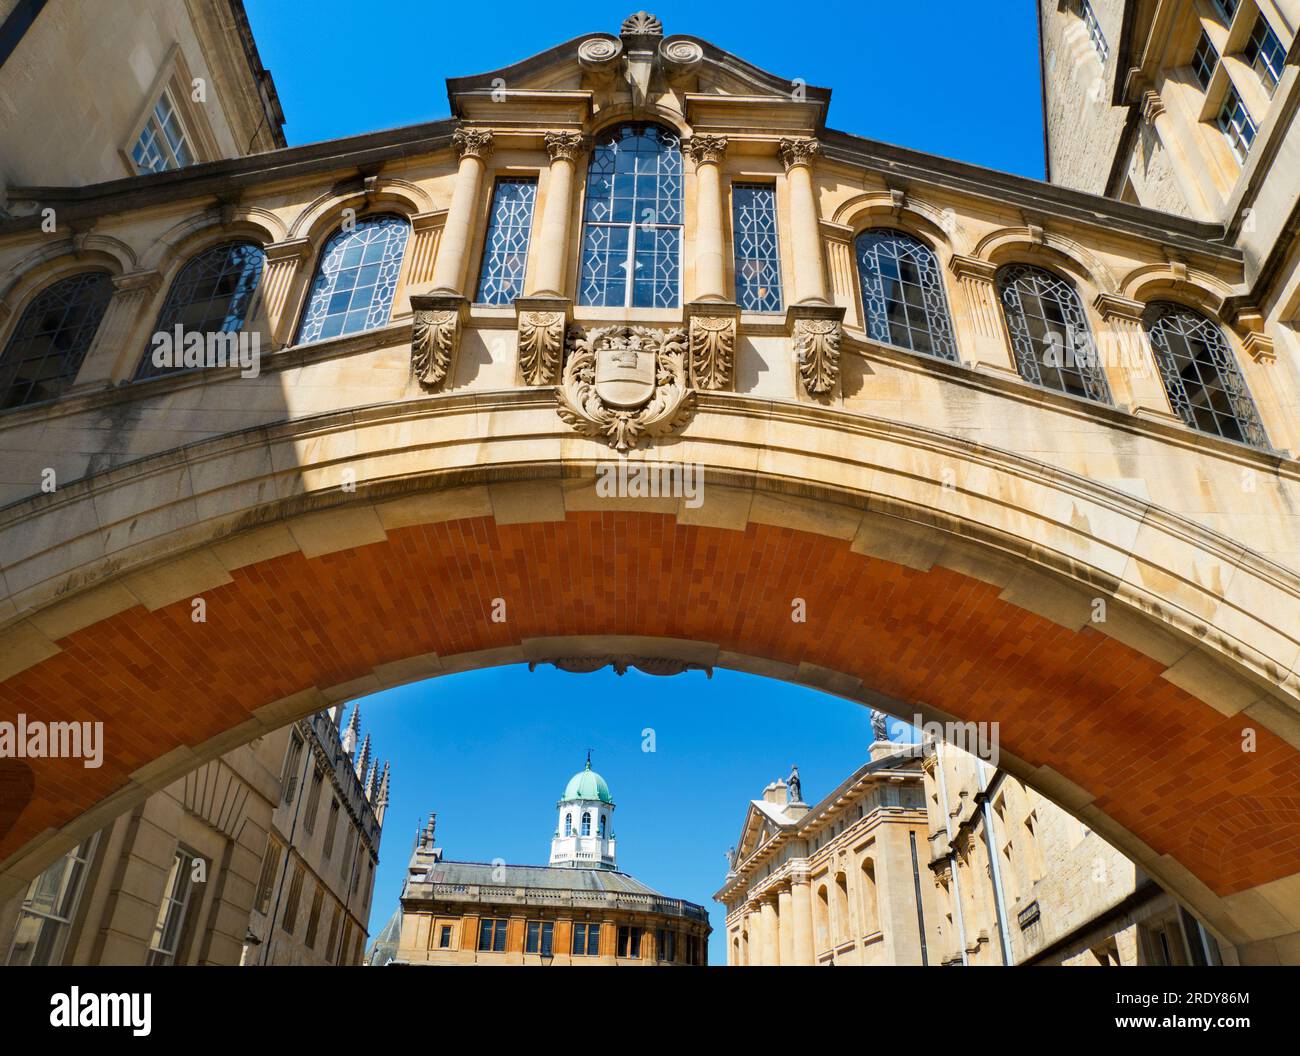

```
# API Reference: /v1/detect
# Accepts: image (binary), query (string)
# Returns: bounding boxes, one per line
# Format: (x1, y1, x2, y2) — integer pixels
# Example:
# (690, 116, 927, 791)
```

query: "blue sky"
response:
(239, 1, 1046, 962)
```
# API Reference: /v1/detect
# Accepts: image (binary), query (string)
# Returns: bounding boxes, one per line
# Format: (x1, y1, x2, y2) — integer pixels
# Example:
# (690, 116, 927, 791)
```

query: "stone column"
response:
(791, 871, 814, 964)
(780, 137, 844, 398)
(949, 254, 1021, 379)
(71, 269, 161, 390)
(516, 130, 584, 387)
(411, 126, 492, 391)
(777, 882, 795, 966)
(683, 134, 740, 392)
(1093, 293, 1183, 423)
(759, 895, 779, 965)
(743, 902, 759, 966)
(427, 127, 493, 297)
(259, 237, 313, 351)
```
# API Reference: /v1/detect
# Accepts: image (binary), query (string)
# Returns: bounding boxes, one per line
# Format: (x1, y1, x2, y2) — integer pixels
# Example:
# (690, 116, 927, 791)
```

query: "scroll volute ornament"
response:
(778, 137, 819, 170)
(544, 130, 588, 163)
(684, 134, 728, 166)
(451, 126, 494, 161)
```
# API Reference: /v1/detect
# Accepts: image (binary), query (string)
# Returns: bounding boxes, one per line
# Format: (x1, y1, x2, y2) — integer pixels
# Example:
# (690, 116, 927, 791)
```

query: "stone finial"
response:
(621, 11, 663, 37)
(355, 732, 372, 781)
(451, 126, 494, 161)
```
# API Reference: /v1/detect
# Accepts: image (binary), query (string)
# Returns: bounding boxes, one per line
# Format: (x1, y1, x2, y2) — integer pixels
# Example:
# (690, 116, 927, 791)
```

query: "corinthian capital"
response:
(544, 130, 588, 163)
(452, 126, 494, 161)
(778, 137, 819, 171)
(685, 134, 728, 166)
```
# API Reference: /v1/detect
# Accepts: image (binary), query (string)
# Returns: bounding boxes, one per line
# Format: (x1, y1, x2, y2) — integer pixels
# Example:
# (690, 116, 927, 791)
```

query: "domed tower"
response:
(550, 755, 616, 870)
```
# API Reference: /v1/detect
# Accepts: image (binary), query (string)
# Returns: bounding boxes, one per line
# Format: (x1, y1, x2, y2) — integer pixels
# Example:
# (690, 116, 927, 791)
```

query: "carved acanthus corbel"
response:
(410, 293, 466, 390)
(791, 312, 843, 396)
(515, 296, 569, 386)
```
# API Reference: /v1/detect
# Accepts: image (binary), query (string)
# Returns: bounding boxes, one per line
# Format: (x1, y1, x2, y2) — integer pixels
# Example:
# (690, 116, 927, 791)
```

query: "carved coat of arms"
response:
(556, 325, 694, 451)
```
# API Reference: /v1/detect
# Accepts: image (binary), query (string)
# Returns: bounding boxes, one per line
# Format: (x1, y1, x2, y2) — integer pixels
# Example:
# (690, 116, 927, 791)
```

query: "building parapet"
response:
(405, 881, 709, 923)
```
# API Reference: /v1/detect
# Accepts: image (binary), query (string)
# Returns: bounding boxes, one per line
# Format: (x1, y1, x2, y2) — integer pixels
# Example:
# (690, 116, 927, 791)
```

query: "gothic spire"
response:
(355, 732, 371, 780)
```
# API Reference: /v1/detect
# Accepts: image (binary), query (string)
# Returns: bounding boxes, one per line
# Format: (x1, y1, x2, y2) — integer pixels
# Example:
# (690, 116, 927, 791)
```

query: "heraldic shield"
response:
(556, 325, 695, 451)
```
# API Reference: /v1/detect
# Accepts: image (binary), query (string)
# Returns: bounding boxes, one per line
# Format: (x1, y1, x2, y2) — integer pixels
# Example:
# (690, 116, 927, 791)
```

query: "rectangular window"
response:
(571, 922, 601, 956)
(303, 765, 324, 834)
(731, 183, 783, 312)
(304, 887, 324, 950)
(1212, 0, 1238, 23)
(147, 849, 199, 965)
(254, 839, 282, 914)
(282, 864, 305, 935)
(340, 827, 356, 880)
(1243, 14, 1286, 92)
(475, 177, 537, 305)
(326, 905, 341, 960)
(657, 927, 677, 962)
(281, 730, 305, 804)
(1192, 31, 1219, 90)
(6, 834, 98, 966)
(525, 920, 554, 955)
(1217, 85, 1258, 162)
(477, 917, 507, 952)
(323, 799, 340, 859)
(439, 924, 453, 949)
(1081, 0, 1108, 63)
(131, 88, 195, 174)
(617, 924, 642, 959)
(338, 920, 353, 965)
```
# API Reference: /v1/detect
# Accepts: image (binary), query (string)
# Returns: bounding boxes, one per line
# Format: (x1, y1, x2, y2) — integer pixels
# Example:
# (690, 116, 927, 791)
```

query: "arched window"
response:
(855, 229, 957, 360)
(997, 263, 1112, 403)
(137, 242, 266, 379)
(564, 813, 572, 836)
(0, 271, 114, 410)
(295, 214, 410, 345)
(581, 812, 592, 836)
(1143, 301, 1267, 448)
(834, 872, 850, 944)
(578, 123, 682, 308)
(598, 814, 606, 838)
(814, 884, 830, 952)
(860, 858, 880, 936)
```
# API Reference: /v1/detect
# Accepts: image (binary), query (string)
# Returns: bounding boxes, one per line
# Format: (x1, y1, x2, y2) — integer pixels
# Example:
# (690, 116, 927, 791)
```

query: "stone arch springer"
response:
(0, 389, 1299, 958)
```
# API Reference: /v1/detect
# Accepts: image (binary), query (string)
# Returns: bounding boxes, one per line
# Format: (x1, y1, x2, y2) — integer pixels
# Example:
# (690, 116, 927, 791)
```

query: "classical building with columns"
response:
(718, 717, 1226, 966)
(392, 760, 710, 965)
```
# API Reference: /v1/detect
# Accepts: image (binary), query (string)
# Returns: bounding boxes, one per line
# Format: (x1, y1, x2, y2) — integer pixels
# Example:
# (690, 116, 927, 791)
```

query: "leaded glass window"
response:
(1192, 31, 1219, 90)
(579, 123, 682, 308)
(0, 271, 114, 410)
(475, 177, 537, 305)
(1243, 14, 1285, 92)
(1217, 86, 1257, 162)
(132, 89, 195, 174)
(732, 183, 783, 312)
(1143, 301, 1267, 447)
(1081, 0, 1108, 63)
(997, 264, 1112, 403)
(1212, 0, 1238, 22)
(137, 241, 265, 379)
(855, 230, 957, 361)
(295, 214, 410, 344)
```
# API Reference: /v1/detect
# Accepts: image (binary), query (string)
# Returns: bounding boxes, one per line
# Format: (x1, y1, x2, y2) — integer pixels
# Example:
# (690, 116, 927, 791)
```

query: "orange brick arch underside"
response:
(2, 511, 1297, 897)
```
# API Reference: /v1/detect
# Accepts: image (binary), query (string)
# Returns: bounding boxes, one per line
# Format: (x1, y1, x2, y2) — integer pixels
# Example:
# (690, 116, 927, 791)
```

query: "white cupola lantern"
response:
(550, 754, 617, 870)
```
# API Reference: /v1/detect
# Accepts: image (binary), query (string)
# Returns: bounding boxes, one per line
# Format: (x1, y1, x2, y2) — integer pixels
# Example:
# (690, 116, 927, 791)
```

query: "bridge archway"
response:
(1, 390, 1298, 963)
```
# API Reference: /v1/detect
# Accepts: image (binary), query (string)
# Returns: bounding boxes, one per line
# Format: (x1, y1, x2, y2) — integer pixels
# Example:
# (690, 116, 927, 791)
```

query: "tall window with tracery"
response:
(855, 229, 957, 361)
(0, 271, 114, 410)
(997, 263, 1112, 403)
(1143, 301, 1267, 448)
(732, 183, 783, 312)
(475, 177, 537, 305)
(578, 123, 682, 308)
(295, 214, 409, 344)
(137, 241, 265, 379)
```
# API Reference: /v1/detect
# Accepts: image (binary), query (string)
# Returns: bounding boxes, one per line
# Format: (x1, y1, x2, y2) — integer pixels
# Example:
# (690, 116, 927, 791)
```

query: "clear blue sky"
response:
(239, 1, 1046, 963)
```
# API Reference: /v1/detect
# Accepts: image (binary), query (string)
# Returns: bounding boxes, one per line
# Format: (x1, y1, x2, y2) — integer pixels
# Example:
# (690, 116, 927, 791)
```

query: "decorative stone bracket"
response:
(528, 655, 713, 678)
(787, 303, 845, 398)
(409, 292, 467, 391)
(685, 300, 739, 391)
(514, 296, 570, 386)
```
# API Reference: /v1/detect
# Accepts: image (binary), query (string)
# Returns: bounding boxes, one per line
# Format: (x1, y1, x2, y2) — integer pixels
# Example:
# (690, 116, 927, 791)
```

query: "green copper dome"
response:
(561, 760, 614, 805)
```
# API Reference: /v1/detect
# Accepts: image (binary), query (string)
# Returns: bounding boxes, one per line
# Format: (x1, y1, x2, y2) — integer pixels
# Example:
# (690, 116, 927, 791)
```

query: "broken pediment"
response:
(446, 11, 829, 133)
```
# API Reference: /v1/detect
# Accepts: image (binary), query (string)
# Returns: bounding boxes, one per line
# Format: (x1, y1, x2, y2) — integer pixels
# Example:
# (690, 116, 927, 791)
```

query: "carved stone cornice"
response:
(685, 134, 728, 166)
(110, 269, 162, 297)
(409, 292, 467, 390)
(948, 253, 999, 285)
(263, 236, 314, 265)
(1093, 291, 1146, 324)
(451, 126, 494, 162)
(544, 131, 588, 163)
(778, 137, 820, 171)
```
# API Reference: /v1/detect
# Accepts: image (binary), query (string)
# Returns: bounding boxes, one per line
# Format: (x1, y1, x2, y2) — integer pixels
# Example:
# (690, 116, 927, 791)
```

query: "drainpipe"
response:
(931, 739, 969, 965)
(977, 760, 1014, 965)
